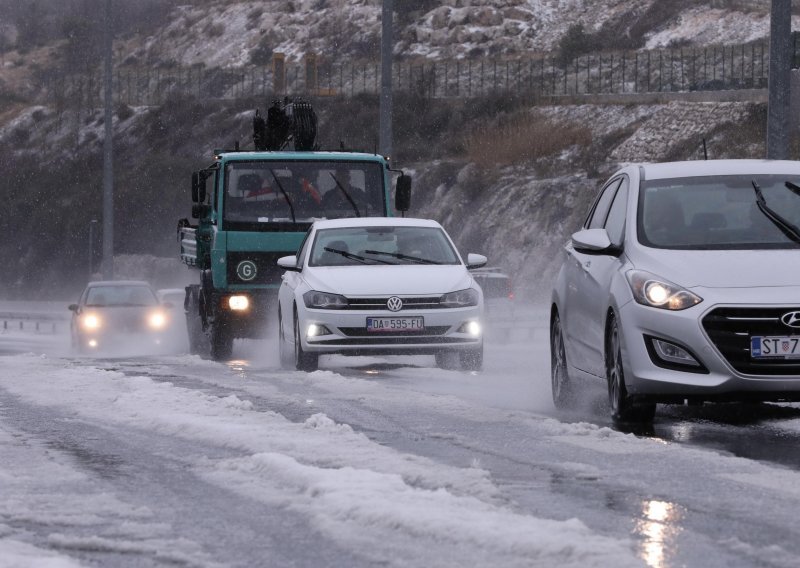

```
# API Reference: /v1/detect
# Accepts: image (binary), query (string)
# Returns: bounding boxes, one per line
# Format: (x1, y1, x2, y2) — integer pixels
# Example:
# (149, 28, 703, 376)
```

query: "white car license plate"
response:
(751, 336, 800, 358)
(366, 317, 424, 332)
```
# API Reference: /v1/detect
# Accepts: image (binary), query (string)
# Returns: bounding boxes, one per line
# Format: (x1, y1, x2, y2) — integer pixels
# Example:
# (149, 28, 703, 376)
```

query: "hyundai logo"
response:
(781, 311, 800, 329)
(386, 296, 403, 312)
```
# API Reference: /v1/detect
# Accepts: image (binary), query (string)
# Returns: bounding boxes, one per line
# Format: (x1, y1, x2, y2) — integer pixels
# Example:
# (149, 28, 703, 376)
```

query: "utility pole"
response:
(379, 0, 393, 159)
(767, 0, 791, 159)
(102, 0, 115, 279)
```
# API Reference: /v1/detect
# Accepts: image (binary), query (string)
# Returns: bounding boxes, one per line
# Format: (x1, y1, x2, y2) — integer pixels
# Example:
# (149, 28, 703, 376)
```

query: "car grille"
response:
(702, 307, 800, 376)
(226, 252, 291, 286)
(339, 326, 450, 337)
(343, 296, 445, 310)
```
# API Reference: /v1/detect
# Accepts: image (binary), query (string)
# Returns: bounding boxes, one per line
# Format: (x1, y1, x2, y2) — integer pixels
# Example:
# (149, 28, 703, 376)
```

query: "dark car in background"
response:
(69, 281, 172, 354)
(470, 267, 514, 321)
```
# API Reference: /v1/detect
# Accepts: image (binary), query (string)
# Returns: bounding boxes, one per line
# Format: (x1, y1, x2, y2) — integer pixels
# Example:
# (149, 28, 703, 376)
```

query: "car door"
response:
(575, 177, 630, 377)
(279, 228, 312, 340)
(563, 177, 623, 375)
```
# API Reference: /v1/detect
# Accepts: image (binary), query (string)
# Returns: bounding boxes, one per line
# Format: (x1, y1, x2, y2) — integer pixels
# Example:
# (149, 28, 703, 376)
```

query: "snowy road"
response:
(3, 312, 800, 567)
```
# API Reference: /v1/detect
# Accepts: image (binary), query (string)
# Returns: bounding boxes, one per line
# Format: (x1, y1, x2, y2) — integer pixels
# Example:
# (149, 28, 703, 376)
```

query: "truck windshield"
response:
(223, 161, 385, 229)
(638, 175, 800, 250)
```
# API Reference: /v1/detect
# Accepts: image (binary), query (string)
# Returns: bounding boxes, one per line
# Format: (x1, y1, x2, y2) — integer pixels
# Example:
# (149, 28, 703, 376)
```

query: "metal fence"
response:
(44, 40, 778, 108)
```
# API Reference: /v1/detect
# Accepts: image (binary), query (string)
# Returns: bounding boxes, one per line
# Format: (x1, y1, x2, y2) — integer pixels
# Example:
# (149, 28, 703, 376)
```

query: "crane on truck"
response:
(178, 99, 412, 359)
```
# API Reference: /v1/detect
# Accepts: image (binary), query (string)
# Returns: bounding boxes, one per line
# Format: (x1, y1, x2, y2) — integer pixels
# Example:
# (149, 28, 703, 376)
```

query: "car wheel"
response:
(278, 306, 293, 369)
(459, 345, 483, 371)
(210, 323, 233, 360)
(606, 313, 656, 424)
(293, 308, 319, 372)
(435, 350, 459, 370)
(550, 312, 573, 409)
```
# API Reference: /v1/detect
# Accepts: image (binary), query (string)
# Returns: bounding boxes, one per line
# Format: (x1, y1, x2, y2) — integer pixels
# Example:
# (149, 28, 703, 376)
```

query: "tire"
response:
(550, 312, 573, 409)
(210, 322, 233, 360)
(293, 308, 318, 371)
(435, 350, 459, 370)
(278, 306, 293, 369)
(459, 345, 483, 371)
(186, 292, 204, 355)
(606, 313, 656, 424)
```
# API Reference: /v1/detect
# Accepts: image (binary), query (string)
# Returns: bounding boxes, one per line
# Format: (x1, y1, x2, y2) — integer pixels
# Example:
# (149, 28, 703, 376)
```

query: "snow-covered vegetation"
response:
(0, 0, 789, 299)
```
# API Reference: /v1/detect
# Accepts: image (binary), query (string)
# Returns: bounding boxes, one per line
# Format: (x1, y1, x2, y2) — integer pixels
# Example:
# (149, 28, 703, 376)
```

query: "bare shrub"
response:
(464, 114, 592, 168)
(203, 21, 225, 38)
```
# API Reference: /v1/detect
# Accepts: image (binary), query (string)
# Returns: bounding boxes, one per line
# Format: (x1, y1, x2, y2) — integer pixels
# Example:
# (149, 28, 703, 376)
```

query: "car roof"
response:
(311, 217, 443, 230)
(640, 159, 800, 181)
(86, 280, 153, 288)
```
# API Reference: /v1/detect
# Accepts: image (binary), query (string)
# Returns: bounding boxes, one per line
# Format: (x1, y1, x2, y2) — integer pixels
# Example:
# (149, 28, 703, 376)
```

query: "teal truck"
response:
(179, 100, 411, 359)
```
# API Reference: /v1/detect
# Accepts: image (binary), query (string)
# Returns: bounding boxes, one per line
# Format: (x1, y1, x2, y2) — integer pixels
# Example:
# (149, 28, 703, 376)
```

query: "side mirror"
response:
(191, 171, 206, 203)
(277, 255, 300, 271)
(395, 174, 411, 212)
(571, 228, 619, 255)
(68, 304, 78, 312)
(466, 253, 488, 270)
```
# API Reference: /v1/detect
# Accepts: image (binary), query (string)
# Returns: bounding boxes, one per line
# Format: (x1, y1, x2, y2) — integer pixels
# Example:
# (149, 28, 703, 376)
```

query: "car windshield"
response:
(223, 161, 385, 228)
(638, 175, 800, 249)
(85, 285, 158, 307)
(309, 226, 460, 267)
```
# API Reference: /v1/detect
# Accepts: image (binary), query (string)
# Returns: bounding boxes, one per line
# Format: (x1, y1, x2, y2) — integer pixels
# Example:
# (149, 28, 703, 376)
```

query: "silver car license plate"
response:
(366, 316, 424, 332)
(751, 336, 800, 358)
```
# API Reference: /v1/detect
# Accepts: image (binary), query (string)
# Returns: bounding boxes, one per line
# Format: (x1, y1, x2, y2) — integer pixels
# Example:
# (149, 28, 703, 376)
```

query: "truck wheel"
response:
(210, 323, 233, 360)
(186, 292, 204, 355)
(293, 309, 318, 371)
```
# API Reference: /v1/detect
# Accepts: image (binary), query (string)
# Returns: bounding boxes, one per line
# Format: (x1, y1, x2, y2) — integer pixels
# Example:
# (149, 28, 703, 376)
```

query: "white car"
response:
(551, 159, 800, 423)
(276, 217, 487, 371)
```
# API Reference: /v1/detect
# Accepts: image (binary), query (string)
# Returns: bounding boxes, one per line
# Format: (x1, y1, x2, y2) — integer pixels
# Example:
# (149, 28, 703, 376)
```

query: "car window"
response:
(309, 226, 460, 266)
(638, 174, 800, 249)
(85, 285, 158, 307)
(604, 178, 629, 246)
(586, 178, 623, 229)
(475, 276, 512, 299)
(296, 229, 312, 267)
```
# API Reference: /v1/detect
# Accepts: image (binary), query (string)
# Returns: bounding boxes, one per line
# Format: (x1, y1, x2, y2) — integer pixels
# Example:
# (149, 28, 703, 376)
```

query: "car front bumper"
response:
(298, 306, 483, 355)
(619, 285, 800, 402)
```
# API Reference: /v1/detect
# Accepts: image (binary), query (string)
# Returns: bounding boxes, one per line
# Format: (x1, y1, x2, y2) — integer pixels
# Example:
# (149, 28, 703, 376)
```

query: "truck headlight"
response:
(626, 270, 702, 311)
(303, 291, 348, 309)
(81, 313, 101, 330)
(148, 311, 167, 329)
(228, 295, 250, 311)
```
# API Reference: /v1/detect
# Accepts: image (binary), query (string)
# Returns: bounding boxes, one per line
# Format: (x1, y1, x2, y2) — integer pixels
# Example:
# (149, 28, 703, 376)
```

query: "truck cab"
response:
(180, 147, 411, 359)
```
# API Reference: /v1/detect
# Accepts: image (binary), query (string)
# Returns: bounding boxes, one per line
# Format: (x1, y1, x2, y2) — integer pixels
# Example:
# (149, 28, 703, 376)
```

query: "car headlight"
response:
(81, 313, 101, 330)
(440, 288, 479, 308)
(626, 270, 702, 310)
(303, 291, 349, 309)
(147, 311, 167, 329)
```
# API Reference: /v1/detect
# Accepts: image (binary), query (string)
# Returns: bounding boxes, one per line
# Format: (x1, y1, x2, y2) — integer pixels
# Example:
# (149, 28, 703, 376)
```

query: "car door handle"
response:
(584, 260, 592, 269)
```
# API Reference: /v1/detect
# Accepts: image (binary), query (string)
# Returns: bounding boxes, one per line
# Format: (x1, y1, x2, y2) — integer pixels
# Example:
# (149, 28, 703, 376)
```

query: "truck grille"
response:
(226, 252, 290, 286)
(702, 307, 800, 376)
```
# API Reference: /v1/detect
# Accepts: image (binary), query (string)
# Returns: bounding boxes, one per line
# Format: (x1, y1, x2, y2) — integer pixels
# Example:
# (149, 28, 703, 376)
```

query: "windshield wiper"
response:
(752, 180, 800, 243)
(363, 249, 441, 264)
(786, 180, 800, 197)
(269, 169, 295, 223)
(323, 247, 391, 265)
(329, 173, 361, 217)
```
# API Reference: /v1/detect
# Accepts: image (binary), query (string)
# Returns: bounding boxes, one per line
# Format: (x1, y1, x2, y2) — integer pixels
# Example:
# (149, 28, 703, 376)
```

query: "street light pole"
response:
(766, 0, 791, 159)
(379, 0, 393, 159)
(102, 0, 115, 279)
(89, 219, 98, 277)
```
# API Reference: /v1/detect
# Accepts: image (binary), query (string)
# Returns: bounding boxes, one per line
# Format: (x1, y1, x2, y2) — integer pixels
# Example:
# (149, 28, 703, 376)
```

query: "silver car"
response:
(551, 159, 800, 423)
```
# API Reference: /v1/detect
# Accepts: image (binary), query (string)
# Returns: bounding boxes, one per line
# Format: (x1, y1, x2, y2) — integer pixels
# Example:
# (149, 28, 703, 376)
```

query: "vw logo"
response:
(386, 296, 403, 312)
(236, 260, 257, 281)
(780, 311, 800, 329)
